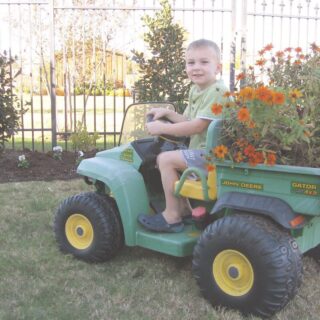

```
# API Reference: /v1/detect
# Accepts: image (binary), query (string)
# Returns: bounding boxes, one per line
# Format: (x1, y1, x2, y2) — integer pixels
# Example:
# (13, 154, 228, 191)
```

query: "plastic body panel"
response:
(77, 146, 202, 256)
(78, 156, 149, 246)
(215, 162, 320, 253)
(215, 162, 320, 216)
(295, 215, 320, 253)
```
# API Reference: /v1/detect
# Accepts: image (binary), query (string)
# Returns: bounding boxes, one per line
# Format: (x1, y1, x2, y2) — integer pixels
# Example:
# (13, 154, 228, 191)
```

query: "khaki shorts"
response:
(181, 149, 207, 174)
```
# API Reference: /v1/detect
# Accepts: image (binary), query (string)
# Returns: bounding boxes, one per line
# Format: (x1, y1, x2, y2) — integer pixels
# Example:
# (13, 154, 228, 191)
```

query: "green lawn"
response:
(0, 179, 319, 320)
(5, 94, 128, 152)
(5, 135, 119, 152)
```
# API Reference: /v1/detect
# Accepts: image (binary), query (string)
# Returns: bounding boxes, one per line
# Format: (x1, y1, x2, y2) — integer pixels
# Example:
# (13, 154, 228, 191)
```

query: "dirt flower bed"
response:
(0, 149, 97, 183)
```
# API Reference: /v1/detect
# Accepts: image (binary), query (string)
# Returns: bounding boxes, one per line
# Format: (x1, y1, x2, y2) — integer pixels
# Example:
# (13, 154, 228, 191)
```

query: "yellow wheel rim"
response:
(212, 249, 254, 296)
(65, 214, 94, 250)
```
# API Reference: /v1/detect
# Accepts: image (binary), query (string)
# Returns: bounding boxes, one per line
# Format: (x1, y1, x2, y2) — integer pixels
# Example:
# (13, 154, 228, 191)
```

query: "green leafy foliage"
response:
(243, 43, 320, 167)
(215, 86, 307, 167)
(70, 121, 99, 152)
(0, 52, 22, 152)
(17, 154, 30, 168)
(73, 80, 125, 96)
(132, 0, 190, 113)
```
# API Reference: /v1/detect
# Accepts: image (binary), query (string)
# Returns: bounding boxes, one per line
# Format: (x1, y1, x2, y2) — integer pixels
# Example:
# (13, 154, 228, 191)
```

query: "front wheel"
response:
(54, 192, 122, 263)
(192, 214, 302, 318)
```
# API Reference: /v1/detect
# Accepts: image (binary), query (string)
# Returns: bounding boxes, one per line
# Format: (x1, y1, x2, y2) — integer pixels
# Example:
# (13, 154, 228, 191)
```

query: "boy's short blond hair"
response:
(186, 39, 221, 63)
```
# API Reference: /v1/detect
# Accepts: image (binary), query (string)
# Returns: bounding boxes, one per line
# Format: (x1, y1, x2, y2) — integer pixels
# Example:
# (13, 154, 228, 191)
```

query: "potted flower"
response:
(208, 43, 320, 211)
(212, 85, 307, 167)
(212, 43, 320, 168)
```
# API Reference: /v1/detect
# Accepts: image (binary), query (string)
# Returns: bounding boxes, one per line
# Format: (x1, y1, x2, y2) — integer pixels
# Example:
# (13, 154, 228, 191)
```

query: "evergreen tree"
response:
(0, 52, 22, 152)
(132, 0, 190, 113)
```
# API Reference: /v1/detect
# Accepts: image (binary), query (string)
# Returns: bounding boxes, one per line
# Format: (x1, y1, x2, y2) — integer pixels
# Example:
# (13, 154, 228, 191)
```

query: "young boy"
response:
(138, 39, 229, 233)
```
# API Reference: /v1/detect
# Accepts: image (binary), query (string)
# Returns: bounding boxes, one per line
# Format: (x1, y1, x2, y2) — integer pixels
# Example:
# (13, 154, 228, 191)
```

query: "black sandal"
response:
(138, 212, 184, 233)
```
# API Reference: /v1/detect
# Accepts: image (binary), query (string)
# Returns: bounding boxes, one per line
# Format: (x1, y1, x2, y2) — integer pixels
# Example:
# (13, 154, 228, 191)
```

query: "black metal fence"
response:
(0, 0, 319, 152)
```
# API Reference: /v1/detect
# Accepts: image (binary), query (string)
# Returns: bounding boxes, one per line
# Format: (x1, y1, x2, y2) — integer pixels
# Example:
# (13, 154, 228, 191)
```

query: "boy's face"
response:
(185, 46, 221, 90)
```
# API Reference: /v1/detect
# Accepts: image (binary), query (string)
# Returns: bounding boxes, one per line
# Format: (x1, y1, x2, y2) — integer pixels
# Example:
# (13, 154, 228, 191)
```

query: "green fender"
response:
(77, 157, 149, 246)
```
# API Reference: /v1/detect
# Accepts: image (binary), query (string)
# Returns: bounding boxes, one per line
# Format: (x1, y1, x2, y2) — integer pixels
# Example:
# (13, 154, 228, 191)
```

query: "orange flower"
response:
(247, 152, 264, 166)
(255, 86, 273, 103)
(252, 131, 260, 140)
(272, 91, 285, 105)
(265, 94, 274, 105)
(311, 42, 320, 52)
(254, 152, 264, 164)
(238, 87, 255, 101)
(275, 51, 284, 58)
(214, 145, 229, 159)
(235, 138, 248, 148)
(266, 153, 276, 166)
(223, 91, 233, 98)
(224, 101, 233, 108)
(284, 47, 292, 52)
(289, 89, 303, 102)
(295, 47, 302, 53)
(237, 107, 250, 122)
(248, 157, 259, 166)
(256, 58, 266, 66)
(206, 164, 215, 172)
(294, 60, 302, 65)
(236, 72, 246, 81)
(304, 130, 311, 137)
(248, 120, 256, 128)
(211, 103, 223, 115)
(258, 49, 266, 56)
(244, 145, 256, 157)
(248, 153, 261, 166)
(234, 152, 244, 163)
(263, 43, 273, 51)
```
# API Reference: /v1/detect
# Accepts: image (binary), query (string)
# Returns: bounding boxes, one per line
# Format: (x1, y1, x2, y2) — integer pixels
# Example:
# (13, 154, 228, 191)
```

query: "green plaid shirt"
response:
(183, 79, 229, 149)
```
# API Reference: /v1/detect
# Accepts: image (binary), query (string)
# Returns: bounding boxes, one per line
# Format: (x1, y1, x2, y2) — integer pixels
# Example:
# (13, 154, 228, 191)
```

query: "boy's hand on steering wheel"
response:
(146, 109, 186, 144)
(147, 108, 172, 120)
(146, 121, 167, 136)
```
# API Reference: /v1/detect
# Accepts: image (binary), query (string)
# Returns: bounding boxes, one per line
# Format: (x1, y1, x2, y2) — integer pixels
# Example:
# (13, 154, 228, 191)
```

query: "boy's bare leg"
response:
(157, 150, 189, 224)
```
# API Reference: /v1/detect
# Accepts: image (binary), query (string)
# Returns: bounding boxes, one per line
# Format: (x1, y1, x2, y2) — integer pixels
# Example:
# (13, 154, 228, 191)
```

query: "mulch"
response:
(0, 149, 97, 183)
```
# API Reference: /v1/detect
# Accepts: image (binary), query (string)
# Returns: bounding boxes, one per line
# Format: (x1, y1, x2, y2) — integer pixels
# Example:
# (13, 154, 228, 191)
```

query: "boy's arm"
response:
(146, 118, 210, 137)
(147, 108, 187, 123)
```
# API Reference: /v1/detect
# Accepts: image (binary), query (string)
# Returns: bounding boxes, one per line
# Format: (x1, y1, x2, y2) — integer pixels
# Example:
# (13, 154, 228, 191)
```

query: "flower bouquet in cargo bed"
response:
(211, 43, 320, 168)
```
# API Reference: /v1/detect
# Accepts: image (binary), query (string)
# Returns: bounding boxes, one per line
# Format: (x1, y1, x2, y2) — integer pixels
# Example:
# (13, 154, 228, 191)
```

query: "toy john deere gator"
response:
(54, 102, 320, 318)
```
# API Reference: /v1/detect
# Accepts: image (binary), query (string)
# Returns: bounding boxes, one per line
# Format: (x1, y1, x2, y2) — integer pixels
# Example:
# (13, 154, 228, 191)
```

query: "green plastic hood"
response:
(93, 144, 143, 170)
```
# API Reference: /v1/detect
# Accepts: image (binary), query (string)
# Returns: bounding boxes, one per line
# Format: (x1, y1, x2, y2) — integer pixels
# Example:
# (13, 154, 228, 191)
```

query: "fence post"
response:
(229, 0, 236, 92)
(240, 0, 247, 87)
(49, 0, 57, 148)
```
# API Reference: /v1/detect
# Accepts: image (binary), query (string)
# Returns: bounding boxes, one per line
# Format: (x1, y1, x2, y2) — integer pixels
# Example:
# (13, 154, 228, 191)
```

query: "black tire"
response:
(192, 214, 303, 318)
(54, 192, 123, 262)
(93, 192, 124, 251)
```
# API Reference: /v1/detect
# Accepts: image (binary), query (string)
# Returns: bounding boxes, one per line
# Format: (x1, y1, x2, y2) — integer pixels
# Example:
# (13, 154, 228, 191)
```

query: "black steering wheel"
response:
(146, 114, 188, 144)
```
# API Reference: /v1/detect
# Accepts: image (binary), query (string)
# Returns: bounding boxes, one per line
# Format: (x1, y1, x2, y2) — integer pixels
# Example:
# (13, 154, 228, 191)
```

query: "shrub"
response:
(0, 52, 23, 152)
(132, 0, 190, 113)
(69, 121, 99, 152)
(74, 80, 123, 96)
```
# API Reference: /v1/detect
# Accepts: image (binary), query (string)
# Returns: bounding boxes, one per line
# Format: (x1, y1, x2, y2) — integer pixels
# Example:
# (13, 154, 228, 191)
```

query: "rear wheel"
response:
(54, 192, 123, 262)
(192, 214, 302, 318)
